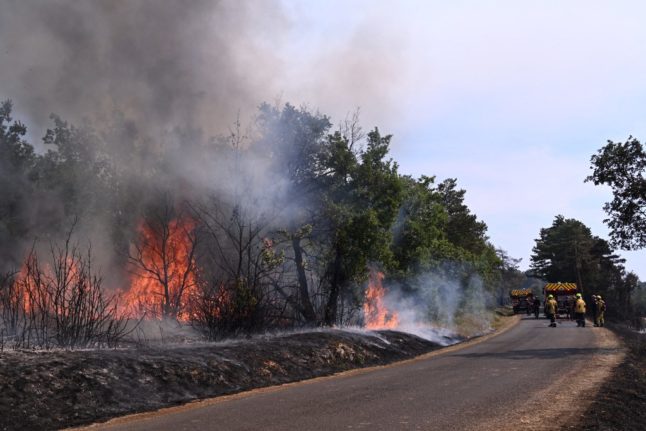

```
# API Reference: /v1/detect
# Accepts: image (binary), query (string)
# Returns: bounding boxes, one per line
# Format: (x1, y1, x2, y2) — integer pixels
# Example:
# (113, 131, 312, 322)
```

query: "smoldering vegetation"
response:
(378, 263, 499, 344)
(0, 1, 528, 350)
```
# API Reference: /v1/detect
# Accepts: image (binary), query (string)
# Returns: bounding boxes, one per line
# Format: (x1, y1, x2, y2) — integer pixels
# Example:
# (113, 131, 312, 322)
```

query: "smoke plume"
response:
(0, 0, 287, 138)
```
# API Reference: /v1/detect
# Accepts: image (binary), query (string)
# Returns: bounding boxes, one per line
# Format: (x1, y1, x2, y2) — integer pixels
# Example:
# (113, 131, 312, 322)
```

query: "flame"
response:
(122, 215, 200, 321)
(15, 253, 82, 315)
(363, 270, 399, 329)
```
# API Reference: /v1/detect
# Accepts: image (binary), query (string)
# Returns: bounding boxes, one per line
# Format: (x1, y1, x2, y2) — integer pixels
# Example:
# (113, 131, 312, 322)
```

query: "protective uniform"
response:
(596, 296, 606, 327)
(574, 294, 586, 327)
(545, 295, 558, 327)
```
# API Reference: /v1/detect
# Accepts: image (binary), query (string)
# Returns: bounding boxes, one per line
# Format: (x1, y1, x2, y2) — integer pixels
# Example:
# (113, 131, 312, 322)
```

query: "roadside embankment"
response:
(1, 329, 443, 431)
(1, 312, 517, 431)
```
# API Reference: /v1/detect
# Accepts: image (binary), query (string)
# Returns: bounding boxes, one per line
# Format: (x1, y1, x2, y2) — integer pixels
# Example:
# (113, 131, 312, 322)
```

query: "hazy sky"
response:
(276, 0, 646, 277)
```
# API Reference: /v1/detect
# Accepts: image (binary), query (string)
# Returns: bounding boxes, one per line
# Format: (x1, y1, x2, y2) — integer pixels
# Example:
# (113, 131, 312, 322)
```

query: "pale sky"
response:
(276, 0, 646, 278)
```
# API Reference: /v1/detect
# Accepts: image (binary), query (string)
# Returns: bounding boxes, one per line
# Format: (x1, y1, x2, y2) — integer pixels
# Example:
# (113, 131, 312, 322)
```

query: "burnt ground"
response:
(0, 329, 448, 431)
(563, 325, 646, 431)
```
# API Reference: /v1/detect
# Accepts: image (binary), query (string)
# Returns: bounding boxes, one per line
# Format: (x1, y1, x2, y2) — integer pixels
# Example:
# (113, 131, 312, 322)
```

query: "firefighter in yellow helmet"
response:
(545, 294, 558, 327)
(574, 293, 587, 327)
(595, 295, 606, 327)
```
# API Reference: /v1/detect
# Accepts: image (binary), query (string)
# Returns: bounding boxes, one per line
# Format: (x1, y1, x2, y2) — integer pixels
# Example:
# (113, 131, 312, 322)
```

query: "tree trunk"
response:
(292, 237, 317, 323)
(324, 246, 342, 326)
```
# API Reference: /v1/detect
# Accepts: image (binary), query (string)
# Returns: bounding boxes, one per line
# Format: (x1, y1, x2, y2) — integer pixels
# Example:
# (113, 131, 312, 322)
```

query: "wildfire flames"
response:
(363, 270, 399, 329)
(16, 253, 82, 315)
(122, 216, 200, 321)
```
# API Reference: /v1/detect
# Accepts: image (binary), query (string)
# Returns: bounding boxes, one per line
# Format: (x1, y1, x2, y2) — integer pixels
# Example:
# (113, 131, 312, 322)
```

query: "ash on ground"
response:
(0, 329, 442, 431)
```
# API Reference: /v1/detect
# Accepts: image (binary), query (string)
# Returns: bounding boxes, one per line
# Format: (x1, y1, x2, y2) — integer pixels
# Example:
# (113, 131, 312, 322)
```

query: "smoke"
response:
(0, 0, 289, 139)
(380, 263, 496, 344)
(0, 1, 301, 280)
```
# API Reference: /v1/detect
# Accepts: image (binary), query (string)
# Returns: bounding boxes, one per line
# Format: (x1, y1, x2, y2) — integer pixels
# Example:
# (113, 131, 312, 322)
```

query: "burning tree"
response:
(126, 197, 200, 321)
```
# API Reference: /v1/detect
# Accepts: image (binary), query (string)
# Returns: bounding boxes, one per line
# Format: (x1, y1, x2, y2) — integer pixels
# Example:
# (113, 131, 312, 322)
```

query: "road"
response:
(85, 317, 622, 431)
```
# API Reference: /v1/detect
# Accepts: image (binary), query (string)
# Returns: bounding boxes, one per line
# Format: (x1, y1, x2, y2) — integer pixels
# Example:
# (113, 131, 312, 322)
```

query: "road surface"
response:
(85, 317, 622, 431)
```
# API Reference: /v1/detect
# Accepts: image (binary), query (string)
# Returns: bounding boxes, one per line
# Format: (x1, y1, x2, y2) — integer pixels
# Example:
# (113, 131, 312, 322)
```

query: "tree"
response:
(530, 215, 626, 298)
(494, 248, 525, 305)
(253, 103, 332, 325)
(317, 129, 403, 325)
(436, 178, 489, 255)
(127, 195, 199, 320)
(587, 137, 646, 249)
(0, 100, 37, 268)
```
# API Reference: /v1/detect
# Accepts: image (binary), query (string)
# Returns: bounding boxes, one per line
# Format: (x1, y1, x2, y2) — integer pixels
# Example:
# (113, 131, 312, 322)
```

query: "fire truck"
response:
(510, 289, 534, 314)
(543, 282, 578, 317)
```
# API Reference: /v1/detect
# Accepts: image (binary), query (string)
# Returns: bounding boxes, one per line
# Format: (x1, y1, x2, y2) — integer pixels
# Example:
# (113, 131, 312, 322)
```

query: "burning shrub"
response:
(0, 235, 130, 350)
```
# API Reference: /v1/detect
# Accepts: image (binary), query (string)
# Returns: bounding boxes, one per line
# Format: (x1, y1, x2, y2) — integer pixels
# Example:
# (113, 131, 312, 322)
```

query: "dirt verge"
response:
(562, 325, 646, 431)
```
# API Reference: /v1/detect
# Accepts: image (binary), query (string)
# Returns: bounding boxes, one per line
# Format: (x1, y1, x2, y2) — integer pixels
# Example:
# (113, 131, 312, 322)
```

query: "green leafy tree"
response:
(391, 175, 454, 274)
(530, 216, 630, 311)
(587, 137, 646, 249)
(318, 129, 403, 325)
(436, 178, 489, 255)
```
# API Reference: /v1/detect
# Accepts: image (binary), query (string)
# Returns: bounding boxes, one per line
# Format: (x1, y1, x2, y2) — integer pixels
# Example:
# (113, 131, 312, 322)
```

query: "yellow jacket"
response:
(575, 298, 586, 313)
(545, 298, 558, 314)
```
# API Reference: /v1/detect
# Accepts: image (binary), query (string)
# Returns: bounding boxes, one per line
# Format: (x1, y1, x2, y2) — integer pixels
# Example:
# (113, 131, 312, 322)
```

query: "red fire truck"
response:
(510, 289, 534, 314)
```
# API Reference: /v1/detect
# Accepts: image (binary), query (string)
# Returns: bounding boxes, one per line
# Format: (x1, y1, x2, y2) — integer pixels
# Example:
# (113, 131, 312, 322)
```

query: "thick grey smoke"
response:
(0, 1, 294, 260)
(0, 0, 287, 139)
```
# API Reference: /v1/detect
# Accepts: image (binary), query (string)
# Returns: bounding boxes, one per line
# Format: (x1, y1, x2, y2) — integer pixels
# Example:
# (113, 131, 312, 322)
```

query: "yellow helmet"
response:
(576, 293, 582, 298)
(548, 294, 554, 299)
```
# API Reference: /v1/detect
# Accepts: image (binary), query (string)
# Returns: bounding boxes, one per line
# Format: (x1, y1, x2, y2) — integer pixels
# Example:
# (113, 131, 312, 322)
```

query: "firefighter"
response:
(533, 296, 541, 319)
(591, 295, 599, 326)
(545, 294, 558, 327)
(596, 295, 606, 327)
(574, 293, 587, 327)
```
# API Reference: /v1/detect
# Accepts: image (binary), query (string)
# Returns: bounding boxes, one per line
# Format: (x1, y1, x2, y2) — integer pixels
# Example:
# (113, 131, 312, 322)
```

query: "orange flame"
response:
(15, 254, 82, 315)
(363, 270, 399, 329)
(122, 216, 200, 321)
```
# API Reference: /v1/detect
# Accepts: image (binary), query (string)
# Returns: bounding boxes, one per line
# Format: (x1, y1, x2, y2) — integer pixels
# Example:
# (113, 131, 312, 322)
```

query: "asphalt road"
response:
(90, 317, 614, 431)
